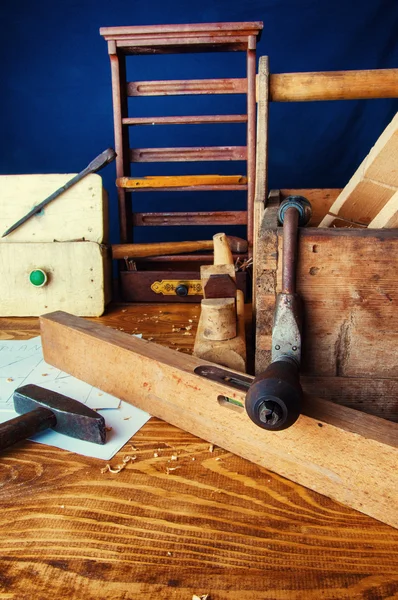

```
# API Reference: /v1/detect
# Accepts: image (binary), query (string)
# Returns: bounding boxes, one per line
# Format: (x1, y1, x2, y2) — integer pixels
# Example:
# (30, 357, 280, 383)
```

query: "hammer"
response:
(111, 236, 248, 260)
(0, 384, 106, 450)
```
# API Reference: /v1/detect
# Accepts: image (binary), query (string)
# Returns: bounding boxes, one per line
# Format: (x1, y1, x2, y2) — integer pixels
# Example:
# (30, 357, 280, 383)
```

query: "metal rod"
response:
(281, 207, 299, 294)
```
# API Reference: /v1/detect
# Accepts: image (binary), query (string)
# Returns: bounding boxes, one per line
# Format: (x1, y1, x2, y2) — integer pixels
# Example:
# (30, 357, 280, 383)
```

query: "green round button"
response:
(29, 269, 48, 287)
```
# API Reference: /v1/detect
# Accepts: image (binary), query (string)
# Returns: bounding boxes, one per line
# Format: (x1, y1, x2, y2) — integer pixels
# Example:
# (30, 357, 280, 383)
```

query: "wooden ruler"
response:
(40, 311, 398, 529)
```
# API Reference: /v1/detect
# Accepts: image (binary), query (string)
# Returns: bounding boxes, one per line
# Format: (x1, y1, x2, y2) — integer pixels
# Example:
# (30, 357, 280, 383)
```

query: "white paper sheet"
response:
(0, 336, 150, 459)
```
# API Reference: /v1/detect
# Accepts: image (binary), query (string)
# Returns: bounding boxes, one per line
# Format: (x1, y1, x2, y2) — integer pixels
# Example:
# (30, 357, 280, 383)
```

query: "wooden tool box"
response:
(253, 57, 398, 423)
(0, 174, 111, 316)
(100, 22, 263, 302)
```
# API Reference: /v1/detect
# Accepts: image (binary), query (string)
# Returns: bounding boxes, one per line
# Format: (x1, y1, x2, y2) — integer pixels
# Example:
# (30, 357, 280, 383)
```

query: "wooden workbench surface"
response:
(0, 304, 397, 600)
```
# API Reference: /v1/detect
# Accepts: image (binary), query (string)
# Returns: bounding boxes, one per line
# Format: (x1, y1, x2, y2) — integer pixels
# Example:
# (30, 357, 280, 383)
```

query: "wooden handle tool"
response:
(111, 236, 247, 259)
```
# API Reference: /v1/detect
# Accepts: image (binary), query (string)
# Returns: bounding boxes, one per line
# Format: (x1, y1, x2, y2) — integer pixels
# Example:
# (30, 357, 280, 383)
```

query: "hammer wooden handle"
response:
(0, 407, 56, 451)
(112, 237, 247, 259)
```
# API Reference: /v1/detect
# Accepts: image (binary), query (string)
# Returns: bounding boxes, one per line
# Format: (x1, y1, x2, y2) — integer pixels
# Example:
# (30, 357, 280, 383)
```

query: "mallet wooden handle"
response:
(111, 237, 247, 259)
(269, 68, 398, 102)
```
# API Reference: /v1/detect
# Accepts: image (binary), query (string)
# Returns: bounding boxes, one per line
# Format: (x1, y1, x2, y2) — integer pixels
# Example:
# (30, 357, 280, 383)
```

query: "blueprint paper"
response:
(0, 336, 150, 459)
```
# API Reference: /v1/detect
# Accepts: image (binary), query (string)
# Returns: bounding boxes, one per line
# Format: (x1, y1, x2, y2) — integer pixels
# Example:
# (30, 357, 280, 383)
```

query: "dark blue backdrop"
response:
(2, 0, 397, 243)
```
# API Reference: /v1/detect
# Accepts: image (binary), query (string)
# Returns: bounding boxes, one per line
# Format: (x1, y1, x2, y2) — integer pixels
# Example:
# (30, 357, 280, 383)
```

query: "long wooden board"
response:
(40, 311, 398, 529)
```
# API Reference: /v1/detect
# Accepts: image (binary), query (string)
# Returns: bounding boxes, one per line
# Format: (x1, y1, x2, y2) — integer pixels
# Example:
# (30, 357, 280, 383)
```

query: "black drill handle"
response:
(0, 407, 56, 451)
(245, 359, 302, 431)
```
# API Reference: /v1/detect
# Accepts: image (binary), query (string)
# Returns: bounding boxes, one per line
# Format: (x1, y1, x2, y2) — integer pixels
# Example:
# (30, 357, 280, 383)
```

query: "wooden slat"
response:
(130, 146, 247, 162)
(117, 36, 252, 52)
(40, 311, 398, 529)
(132, 211, 247, 226)
(127, 78, 246, 96)
(368, 190, 398, 228)
(122, 115, 248, 125)
(117, 175, 247, 189)
(319, 113, 398, 227)
(253, 56, 269, 315)
(270, 69, 398, 102)
(100, 22, 264, 37)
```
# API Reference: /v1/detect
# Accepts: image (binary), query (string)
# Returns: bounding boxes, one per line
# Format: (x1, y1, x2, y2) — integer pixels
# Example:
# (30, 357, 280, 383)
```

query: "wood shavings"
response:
(166, 466, 180, 475)
(105, 426, 113, 432)
(6, 378, 14, 382)
(41, 373, 49, 377)
(147, 337, 154, 341)
(121, 309, 127, 312)
(188, 319, 193, 323)
(183, 331, 192, 336)
(123, 416, 131, 421)
(185, 324, 193, 331)
(192, 595, 209, 600)
(209, 444, 214, 453)
(172, 326, 181, 332)
(101, 455, 136, 474)
(171, 454, 178, 461)
(153, 452, 159, 458)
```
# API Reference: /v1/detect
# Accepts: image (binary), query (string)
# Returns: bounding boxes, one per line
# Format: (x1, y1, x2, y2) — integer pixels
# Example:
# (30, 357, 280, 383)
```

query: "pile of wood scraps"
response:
(319, 112, 398, 228)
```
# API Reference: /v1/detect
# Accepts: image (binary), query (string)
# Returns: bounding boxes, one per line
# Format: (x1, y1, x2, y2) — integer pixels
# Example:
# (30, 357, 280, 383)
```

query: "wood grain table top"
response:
(0, 304, 397, 600)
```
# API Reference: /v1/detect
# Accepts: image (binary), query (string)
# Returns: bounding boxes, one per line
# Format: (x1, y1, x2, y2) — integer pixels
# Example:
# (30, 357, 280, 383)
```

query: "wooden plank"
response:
(319, 113, 398, 227)
(132, 211, 247, 226)
(117, 36, 252, 53)
(122, 115, 248, 125)
(40, 311, 398, 529)
(368, 190, 398, 228)
(0, 243, 110, 317)
(0, 174, 107, 244)
(127, 78, 246, 96)
(100, 22, 264, 37)
(130, 146, 247, 162)
(117, 175, 247, 189)
(253, 56, 269, 317)
(270, 69, 398, 102)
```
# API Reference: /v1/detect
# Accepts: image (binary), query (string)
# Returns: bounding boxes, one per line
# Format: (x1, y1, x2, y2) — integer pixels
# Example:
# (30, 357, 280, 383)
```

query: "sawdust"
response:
(101, 455, 136, 474)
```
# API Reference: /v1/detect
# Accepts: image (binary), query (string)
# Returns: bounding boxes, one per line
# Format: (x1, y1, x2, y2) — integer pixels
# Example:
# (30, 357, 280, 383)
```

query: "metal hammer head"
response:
(225, 236, 248, 253)
(13, 384, 106, 444)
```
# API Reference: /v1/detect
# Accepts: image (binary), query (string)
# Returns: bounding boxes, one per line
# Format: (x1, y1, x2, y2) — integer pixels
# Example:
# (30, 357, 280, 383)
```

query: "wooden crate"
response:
(254, 188, 398, 423)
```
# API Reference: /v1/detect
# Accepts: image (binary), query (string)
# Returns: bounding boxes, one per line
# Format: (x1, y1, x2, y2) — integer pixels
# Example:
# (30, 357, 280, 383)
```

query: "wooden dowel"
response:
(268, 68, 398, 102)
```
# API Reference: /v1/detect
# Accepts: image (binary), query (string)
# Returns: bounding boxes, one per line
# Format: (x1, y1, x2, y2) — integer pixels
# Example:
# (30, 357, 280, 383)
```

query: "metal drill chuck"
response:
(245, 358, 302, 431)
(278, 196, 312, 227)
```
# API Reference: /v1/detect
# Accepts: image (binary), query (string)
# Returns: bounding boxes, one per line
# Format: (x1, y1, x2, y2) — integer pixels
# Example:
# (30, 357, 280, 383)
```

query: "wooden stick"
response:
(111, 236, 248, 259)
(269, 69, 398, 102)
(40, 311, 398, 529)
(117, 175, 247, 188)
